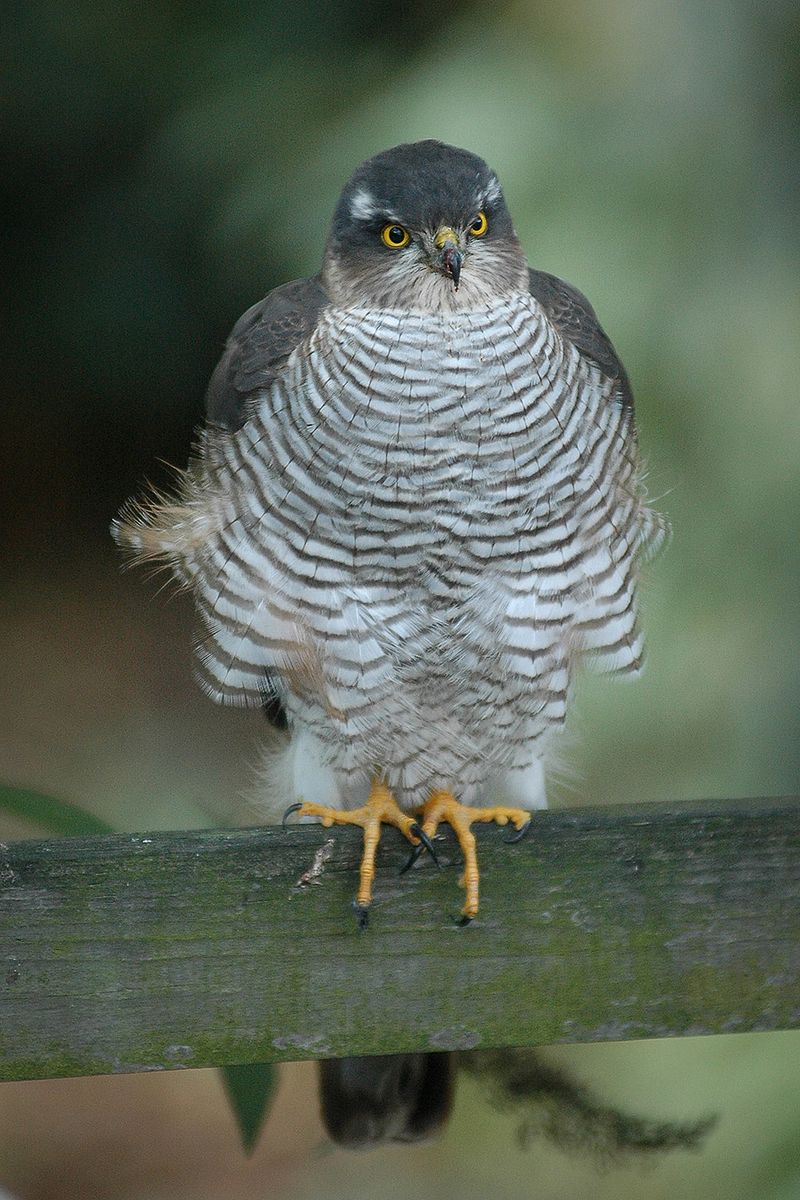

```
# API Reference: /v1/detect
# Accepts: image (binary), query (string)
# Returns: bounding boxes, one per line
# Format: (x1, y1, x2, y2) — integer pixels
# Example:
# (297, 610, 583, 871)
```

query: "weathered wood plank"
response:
(0, 798, 798, 1081)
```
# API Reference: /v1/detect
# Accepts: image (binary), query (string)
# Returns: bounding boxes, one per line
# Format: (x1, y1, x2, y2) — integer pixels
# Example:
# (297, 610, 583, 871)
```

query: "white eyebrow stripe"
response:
(484, 175, 502, 204)
(349, 188, 381, 221)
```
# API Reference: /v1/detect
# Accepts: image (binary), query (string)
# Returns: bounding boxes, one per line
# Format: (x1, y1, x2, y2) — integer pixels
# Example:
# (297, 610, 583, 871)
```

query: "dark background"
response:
(2, 1, 799, 1197)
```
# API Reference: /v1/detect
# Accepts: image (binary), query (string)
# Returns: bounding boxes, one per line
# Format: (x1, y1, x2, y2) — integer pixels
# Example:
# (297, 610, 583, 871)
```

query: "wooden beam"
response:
(0, 798, 798, 1081)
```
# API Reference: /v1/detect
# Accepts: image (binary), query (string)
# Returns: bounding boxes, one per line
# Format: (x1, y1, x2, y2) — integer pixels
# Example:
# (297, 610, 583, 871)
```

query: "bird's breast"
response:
(247, 296, 603, 548)
(193, 295, 646, 707)
(213, 291, 630, 607)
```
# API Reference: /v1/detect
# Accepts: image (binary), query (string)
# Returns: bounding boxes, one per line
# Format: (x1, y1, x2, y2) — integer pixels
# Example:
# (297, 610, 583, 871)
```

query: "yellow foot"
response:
(284, 781, 431, 927)
(418, 790, 531, 922)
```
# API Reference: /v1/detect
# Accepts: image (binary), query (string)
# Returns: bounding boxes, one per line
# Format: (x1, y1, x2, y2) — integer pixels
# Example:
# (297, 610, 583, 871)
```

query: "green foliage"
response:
(0, 786, 113, 837)
(220, 1061, 277, 1154)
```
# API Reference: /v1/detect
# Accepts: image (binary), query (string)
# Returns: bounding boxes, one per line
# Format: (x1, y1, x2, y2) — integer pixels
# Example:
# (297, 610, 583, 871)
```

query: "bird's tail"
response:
(318, 1053, 455, 1149)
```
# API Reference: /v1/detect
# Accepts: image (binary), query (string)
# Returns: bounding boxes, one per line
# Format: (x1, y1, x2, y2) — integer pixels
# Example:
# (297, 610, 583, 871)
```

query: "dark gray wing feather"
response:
(205, 274, 329, 431)
(528, 268, 633, 411)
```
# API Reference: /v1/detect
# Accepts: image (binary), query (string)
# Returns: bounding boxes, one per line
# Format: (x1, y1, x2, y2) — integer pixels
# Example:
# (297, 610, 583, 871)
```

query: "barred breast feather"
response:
(115, 278, 665, 810)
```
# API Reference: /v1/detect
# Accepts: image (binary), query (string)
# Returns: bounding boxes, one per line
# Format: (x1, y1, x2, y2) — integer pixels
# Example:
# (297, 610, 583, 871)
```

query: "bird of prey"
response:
(114, 139, 666, 1147)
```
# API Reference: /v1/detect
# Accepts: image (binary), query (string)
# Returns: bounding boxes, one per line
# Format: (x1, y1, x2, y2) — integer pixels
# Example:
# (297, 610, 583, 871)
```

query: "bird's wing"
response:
(205, 274, 329, 431)
(527, 268, 633, 411)
(526, 267, 667, 677)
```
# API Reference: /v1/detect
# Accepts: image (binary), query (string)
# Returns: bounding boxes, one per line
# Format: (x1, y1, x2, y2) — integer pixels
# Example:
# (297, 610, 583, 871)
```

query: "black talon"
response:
(410, 822, 440, 866)
(353, 903, 370, 930)
(283, 802, 303, 828)
(400, 823, 440, 876)
(400, 841, 425, 875)
(400, 826, 440, 874)
(504, 818, 532, 844)
(456, 913, 473, 927)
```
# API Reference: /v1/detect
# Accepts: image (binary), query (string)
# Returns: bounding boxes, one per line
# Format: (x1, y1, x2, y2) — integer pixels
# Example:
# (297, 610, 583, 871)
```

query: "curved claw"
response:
(399, 823, 440, 876)
(504, 818, 532, 844)
(455, 913, 473, 927)
(400, 840, 425, 876)
(410, 822, 440, 866)
(282, 802, 304, 828)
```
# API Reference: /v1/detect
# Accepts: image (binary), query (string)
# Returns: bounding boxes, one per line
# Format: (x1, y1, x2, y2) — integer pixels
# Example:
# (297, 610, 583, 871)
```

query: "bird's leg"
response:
(418, 790, 532, 922)
(284, 780, 431, 926)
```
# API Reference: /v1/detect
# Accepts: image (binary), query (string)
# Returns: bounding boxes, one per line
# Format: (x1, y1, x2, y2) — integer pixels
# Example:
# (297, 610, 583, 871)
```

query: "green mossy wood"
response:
(0, 799, 798, 1082)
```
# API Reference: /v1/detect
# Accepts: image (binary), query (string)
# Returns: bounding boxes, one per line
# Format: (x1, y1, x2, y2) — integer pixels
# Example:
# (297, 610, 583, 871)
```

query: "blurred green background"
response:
(2, 0, 799, 1197)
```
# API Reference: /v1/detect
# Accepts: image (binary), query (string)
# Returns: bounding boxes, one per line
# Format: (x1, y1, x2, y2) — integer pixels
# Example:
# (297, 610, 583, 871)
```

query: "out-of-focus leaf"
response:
(0, 785, 113, 836)
(221, 1061, 277, 1154)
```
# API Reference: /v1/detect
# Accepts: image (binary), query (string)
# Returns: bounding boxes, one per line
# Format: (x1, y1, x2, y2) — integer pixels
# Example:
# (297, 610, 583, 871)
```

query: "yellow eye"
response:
(381, 224, 410, 249)
(469, 211, 488, 237)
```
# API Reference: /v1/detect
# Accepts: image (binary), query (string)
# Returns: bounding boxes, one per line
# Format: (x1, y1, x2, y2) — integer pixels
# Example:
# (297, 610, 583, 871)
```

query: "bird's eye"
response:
(381, 224, 410, 249)
(469, 212, 488, 237)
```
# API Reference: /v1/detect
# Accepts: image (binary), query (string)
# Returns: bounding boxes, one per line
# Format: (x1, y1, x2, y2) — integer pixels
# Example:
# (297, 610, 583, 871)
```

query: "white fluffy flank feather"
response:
(111, 454, 220, 586)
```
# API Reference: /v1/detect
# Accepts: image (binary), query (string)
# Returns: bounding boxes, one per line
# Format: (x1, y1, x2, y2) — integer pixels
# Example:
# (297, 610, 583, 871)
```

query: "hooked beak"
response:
(433, 226, 463, 290)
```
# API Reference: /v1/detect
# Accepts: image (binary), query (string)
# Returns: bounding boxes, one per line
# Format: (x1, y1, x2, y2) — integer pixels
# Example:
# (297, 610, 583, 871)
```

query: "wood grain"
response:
(0, 798, 798, 1081)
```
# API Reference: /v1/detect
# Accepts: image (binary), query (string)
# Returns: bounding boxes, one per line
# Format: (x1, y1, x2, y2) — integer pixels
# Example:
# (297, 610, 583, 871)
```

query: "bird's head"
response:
(322, 140, 528, 311)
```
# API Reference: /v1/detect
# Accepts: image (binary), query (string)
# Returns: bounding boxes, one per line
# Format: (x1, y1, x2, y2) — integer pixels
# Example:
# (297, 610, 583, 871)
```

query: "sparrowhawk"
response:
(113, 139, 666, 1147)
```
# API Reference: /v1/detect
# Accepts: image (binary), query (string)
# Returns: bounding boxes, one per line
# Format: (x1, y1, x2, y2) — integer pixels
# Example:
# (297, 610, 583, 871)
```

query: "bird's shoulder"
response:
(205, 274, 329, 431)
(527, 268, 633, 410)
